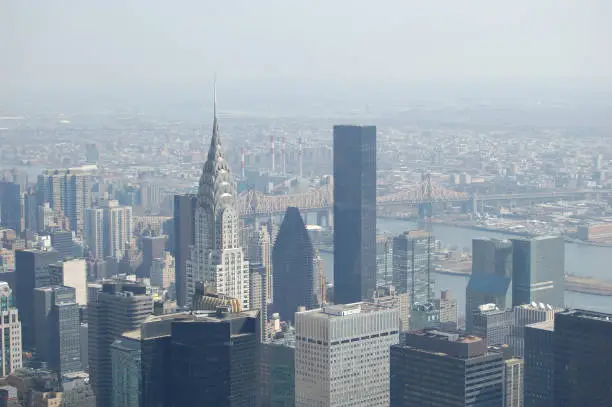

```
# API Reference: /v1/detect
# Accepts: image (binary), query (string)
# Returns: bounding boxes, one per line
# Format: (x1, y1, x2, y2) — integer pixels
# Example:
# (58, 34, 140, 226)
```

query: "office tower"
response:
(80, 324, 88, 371)
(390, 329, 504, 407)
(49, 258, 88, 306)
(84, 207, 104, 259)
(262, 327, 295, 407)
(139, 235, 167, 278)
(504, 357, 524, 407)
(249, 263, 268, 341)
(172, 194, 196, 307)
(110, 333, 141, 407)
(36, 168, 91, 236)
(511, 236, 564, 308)
(410, 302, 440, 330)
(150, 252, 175, 290)
(186, 92, 250, 310)
(171, 309, 260, 407)
(33, 286, 81, 375)
(85, 143, 99, 164)
(553, 309, 612, 406)
(376, 235, 393, 287)
(50, 230, 74, 260)
(435, 289, 458, 329)
(373, 286, 410, 332)
(88, 282, 152, 407)
(392, 230, 435, 305)
(272, 207, 315, 323)
(61, 371, 96, 407)
(466, 238, 513, 332)
(524, 320, 555, 407)
(100, 200, 133, 261)
(15, 249, 58, 348)
(507, 303, 561, 358)
(24, 189, 39, 233)
(246, 222, 273, 303)
(333, 125, 377, 304)
(470, 303, 512, 346)
(0, 180, 22, 235)
(295, 303, 399, 407)
(0, 282, 22, 377)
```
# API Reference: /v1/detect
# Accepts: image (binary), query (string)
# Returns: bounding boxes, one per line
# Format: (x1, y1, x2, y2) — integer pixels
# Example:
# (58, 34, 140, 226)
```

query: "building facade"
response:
(295, 303, 399, 407)
(0, 282, 22, 377)
(524, 320, 555, 407)
(333, 125, 377, 304)
(392, 230, 435, 305)
(172, 194, 196, 307)
(110, 334, 141, 407)
(49, 258, 88, 306)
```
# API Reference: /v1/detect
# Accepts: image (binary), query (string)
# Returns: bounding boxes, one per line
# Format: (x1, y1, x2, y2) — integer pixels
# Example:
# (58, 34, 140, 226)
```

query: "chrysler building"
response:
(186, 85, 250, 309)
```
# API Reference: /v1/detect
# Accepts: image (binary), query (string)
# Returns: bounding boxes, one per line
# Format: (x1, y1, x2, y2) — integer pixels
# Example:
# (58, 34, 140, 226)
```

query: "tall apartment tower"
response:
(84, 207, 104, 259)
(553, 309, 612, 406)
(295, 303, 399, 407)
(333, 125, 377, 304)
(49, 258, 88, 306)
(172, 193, 196, 307)
(272, 207, 315, 323)
(100, 200, 133, 261)
(36, 168, 91, 236)
(88, 282, 152, 407)
(33, 286, 81, 375)
(15, 249, 59, 348)
(511, 236, 564, 308)
(392, 230, 435, 305)
(524, 320, 555, 407)
(250, 263, 268, 340)
(247, 222, 273, 303)
(0, 282, 22, 377)
(186, 89, 250, 310)
(466, 238, 513, 332)
(390, 329, 504, 407)
(171, 309, 260, 407)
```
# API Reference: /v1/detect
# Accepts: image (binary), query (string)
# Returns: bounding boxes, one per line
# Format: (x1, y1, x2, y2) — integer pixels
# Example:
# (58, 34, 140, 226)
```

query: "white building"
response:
(49, 258, 88, 306)
(186, 87, 249, 309)
(295, 302, 399, 407)
(150, 252, 175, 290)
(84, 207, 104, 259)
(0, 282, 22, 377)
(101, 200, 133, 260)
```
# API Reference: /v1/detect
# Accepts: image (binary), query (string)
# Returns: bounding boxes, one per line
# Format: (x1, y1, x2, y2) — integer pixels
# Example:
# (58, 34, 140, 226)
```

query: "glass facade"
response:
(392, 231, 435, 305)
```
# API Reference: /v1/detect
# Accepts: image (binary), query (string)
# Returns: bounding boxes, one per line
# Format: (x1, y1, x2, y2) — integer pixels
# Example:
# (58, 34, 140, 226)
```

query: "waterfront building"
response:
(333, 125, 377, 304)
(295, 302, 398, 407)
(392, 230, 435, 305)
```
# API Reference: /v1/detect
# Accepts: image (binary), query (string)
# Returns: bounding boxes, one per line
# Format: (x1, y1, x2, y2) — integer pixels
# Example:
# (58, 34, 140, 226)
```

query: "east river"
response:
(311, 216, 612, 316)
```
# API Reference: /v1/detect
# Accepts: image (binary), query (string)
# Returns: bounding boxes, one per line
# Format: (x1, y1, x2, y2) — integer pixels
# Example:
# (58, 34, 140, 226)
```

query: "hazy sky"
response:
(2, 0, 611, 97)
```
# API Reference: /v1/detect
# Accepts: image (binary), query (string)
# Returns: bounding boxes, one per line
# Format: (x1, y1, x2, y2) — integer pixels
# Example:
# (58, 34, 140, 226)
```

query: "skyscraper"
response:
(511, 236, 564, 308)
(503, 357, 524, 407)
(100, 200, 133, 261)
(84, 207, 104, 259)
(272, 207, 315, 323)
(392, 230, 435, 305)
(0, 180, 22, 235)
(246, 222, 273, 303)
(553, 309, 612, 406)
(88, 282, 152, 407)
(110, 332, 141, 407)
(0, 282, 22, 377)
(186, 87, 250, 310)
(390, 329, 504, 407)
(49, 258, 88, 306)
(470, 303, 512, 347)
(333, 125, 377, 304)
(139, 235, 167, 278)
(295, 303, 398, 407)
(15, 249, 59, 348)
(50, 230, 75, 260)
(466, 238, 513, 332)
(173, 193, 196, 307)
(171, 309, 260, 407)
(524, 320, 555, 407)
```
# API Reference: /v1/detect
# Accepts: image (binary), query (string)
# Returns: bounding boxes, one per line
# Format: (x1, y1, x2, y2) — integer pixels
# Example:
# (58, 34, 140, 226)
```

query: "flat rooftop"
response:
(410, 329, 483, 344)
(527, 320, 555, 332)
(304, 302, 392, 317)
(559, 308, 612, 323)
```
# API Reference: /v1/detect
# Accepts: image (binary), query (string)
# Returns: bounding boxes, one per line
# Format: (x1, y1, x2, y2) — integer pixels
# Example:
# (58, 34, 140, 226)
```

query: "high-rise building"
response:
(392, 230, 435, 305)
(0, 180, 22, 235)
(61, 371, 96, 407)
(36, 168, 92, 236)
(110, 332, 141, 407)
(100, 200, 133, 261)
(511, 236, 564, 308)
(50, 230, 74, 260)
(23, 189, 39, 233)
(507, 302, 561, 358)
(0, 282, 22, 377)
(390, 329, 504, 407)
(150, 252, 175, 290)
(524, 320, 555, 407)
(261, 327, 295, 407)
(333, 125, 377, 304)
(553, 309, 612, 406)
(15, 249, 59, 348)
(186, 91, 250, 310)
(84, 208, 104, 259)
(88, 282, 152, 407)
(434, 289, 458, 329)
(139, 235, 167, 278)
(33, 286, 81, 375)
(85, 143, 99, 165)
(49, 259, 88, 306)
(376, 235, 393, 287)
(470, 303, 513, 346)
(466, 238, 513, 332)
(249, 263, 268, 341)
(373, 287, 410, 332)
(246, 222, 273, 303)
(171, 309, 260, 407)
(503, 357, 524, 407)
(172, 194, 196, 307)
(295, 302, 398, 407)
(272, 207, 315, 323)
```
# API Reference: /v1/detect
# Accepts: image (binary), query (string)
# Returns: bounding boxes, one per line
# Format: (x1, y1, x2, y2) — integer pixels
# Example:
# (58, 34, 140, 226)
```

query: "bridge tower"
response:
(418, 172, 433, 219)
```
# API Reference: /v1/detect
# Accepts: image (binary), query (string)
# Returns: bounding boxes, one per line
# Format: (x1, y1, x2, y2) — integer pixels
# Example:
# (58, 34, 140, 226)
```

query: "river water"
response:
(313, 216, 612, 315)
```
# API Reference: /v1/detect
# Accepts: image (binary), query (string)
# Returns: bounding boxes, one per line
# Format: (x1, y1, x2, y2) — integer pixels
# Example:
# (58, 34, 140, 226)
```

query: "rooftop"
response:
(303, 302, 392, 317)
(527, 319, 555, 332)
(410, 329, 483, 344)
(559, 308, 612, 323)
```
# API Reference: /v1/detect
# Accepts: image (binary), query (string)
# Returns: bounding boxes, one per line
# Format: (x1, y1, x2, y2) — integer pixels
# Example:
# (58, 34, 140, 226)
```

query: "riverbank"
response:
(435, 269, 612, 296)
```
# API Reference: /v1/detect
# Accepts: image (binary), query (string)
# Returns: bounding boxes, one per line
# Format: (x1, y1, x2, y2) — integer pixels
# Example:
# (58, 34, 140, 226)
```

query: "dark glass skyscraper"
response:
(0, 180, 22, 235)
(553, 309, 612, 406)
(333, 125, 377, 304)
(392, 230, 435, 305)
(511, 236, 564, 308)
(272, 207, 315, 323)
(524, 320, 555, 407)
(173, 194, 196, 307)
